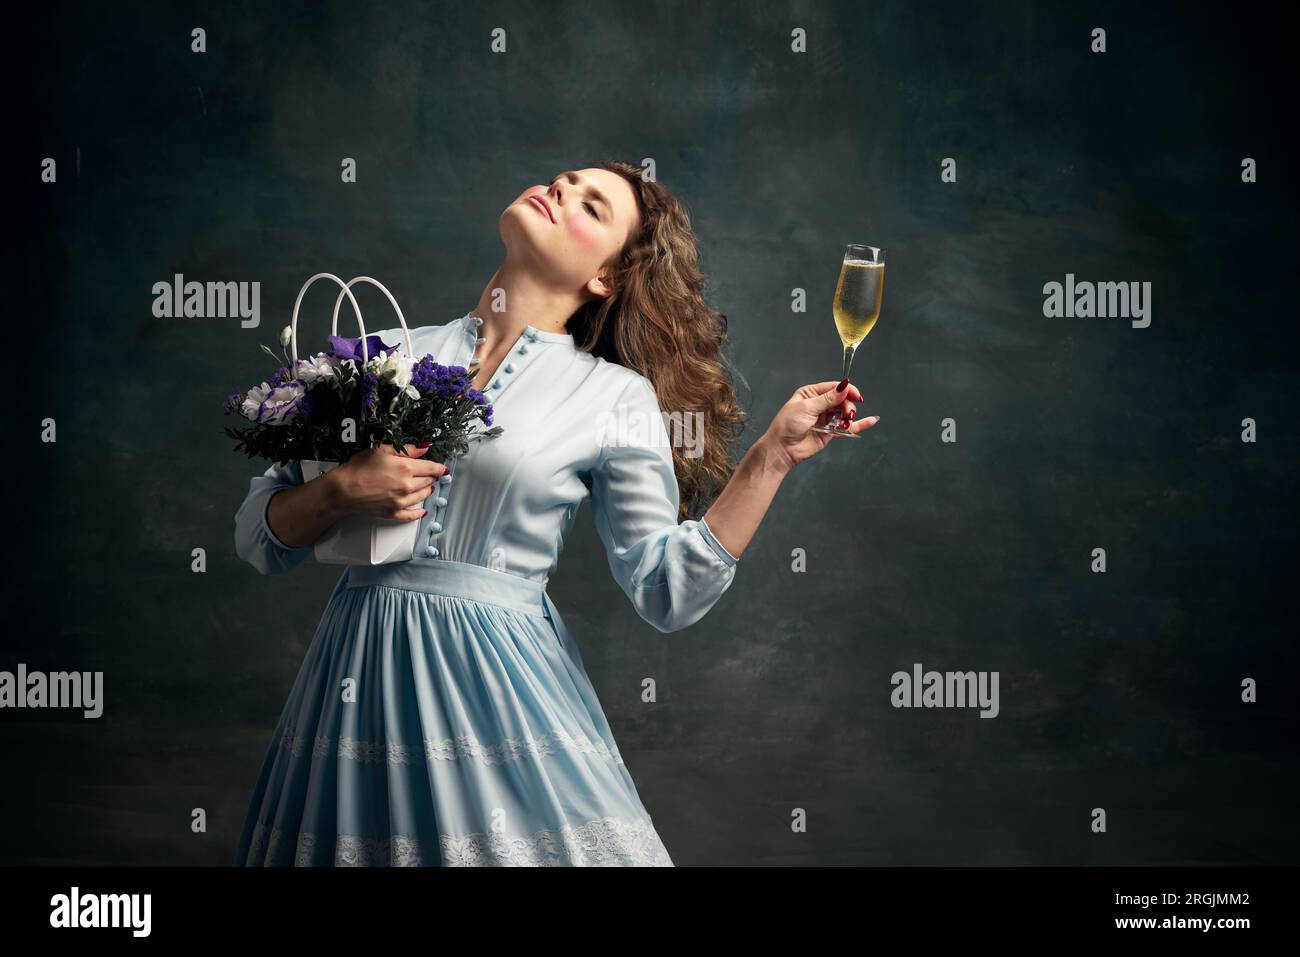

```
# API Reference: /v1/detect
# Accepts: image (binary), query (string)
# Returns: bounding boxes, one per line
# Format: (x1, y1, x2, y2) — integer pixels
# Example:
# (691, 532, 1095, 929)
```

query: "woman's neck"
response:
(470, 260, 579, 339)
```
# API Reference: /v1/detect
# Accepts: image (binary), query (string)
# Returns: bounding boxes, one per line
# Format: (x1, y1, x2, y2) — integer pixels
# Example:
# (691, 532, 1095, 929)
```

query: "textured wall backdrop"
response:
(6, 0, 1297, 865)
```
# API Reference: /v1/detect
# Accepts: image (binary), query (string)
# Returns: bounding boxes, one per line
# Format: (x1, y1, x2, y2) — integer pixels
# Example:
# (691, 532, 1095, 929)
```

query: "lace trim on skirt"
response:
(246, 815, 673, 866)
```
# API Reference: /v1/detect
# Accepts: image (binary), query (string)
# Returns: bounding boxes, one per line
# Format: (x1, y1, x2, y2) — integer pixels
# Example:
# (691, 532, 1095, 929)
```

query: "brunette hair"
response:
(565, 161, 748, 522)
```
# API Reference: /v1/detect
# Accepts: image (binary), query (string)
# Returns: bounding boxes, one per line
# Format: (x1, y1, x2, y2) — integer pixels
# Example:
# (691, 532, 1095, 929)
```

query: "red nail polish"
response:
(848, 408, 857, 420)
(837, 378, 848, 392)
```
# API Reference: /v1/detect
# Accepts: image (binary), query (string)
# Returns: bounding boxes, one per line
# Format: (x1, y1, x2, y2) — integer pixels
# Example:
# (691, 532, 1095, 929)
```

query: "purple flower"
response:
(328, 334, 400, 363)
(410, 357, 476, 400)
(359, 370, 380, 410)
(255, 381, 307, 426)
(266, 365, 294, 389)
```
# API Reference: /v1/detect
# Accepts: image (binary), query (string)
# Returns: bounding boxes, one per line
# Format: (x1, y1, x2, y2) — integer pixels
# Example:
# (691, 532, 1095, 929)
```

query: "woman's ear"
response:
(585, 273, 614, 299)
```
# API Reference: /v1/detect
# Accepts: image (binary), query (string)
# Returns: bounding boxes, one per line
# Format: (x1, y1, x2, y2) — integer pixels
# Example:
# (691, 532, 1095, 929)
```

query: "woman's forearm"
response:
(700, 436, 791, 561)
(266, 472, 350, 549)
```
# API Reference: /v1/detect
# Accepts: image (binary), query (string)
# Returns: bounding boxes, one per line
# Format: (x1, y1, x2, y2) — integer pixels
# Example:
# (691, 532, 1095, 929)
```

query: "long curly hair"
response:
(565, 161, 748, 522)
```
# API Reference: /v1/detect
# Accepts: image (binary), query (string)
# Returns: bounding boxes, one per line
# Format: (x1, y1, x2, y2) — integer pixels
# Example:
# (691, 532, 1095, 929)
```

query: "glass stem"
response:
(837, 345, 856, 426)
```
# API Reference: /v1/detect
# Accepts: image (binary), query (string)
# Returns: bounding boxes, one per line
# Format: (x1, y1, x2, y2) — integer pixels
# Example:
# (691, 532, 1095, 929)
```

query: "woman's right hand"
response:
(760, 379, 878, 470)
(327, 444, 449, 522)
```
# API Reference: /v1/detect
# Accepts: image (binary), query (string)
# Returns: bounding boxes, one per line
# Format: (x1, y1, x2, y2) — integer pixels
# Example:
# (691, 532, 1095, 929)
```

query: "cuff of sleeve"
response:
(697, 517, 739, 567)
(263, 489, 309, 553)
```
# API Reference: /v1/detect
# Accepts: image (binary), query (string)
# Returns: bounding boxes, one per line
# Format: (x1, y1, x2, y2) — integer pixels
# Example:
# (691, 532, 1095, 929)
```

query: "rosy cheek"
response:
(570, 214, 601, 247)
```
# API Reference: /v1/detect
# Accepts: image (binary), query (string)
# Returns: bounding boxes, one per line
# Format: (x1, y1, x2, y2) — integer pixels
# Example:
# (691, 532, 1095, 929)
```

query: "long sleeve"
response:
(234, 460, 315, 575)
(589, 373, 739, 633)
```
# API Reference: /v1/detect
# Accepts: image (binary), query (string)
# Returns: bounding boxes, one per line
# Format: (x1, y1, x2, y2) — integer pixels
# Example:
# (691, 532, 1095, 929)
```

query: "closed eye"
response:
(550, 174, 601, 220)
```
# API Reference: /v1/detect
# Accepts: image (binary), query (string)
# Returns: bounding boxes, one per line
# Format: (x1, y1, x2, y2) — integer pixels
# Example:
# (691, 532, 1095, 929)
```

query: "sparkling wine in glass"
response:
(810, 244, 885, 438)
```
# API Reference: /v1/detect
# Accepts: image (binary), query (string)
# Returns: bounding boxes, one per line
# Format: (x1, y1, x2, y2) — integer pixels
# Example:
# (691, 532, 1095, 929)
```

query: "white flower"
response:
(240, 382, 270, 421)
(279, 324, 293, 349)
(295, 353, 341, 387)
(258, 382, 306, 426)
(367, 350, 415, 390)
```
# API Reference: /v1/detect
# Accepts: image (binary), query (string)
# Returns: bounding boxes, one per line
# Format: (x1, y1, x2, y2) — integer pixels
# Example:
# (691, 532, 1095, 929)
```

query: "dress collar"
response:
(459, 312, 574, 345)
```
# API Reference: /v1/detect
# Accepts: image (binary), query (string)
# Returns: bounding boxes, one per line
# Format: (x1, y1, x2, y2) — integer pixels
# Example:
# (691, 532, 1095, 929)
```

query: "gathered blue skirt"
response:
(235, 558, 674, 866)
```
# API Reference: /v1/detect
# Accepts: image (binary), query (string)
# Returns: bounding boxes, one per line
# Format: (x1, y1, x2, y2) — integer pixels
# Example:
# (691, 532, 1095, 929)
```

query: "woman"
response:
(233, 161, 878, 867)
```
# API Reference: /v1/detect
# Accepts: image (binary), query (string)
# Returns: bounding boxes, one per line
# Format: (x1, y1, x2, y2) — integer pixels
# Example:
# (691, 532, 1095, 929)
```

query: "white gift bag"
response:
(299, 458, 422, 565)
(288, 272, 421, 566)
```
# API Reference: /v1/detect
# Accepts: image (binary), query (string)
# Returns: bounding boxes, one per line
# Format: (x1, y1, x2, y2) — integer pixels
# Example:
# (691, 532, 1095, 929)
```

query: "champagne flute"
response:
(810, 244, 885, 438)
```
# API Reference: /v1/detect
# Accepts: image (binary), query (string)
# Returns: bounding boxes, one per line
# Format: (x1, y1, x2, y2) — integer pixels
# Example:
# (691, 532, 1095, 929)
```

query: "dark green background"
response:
(7, 0, 1297, 865)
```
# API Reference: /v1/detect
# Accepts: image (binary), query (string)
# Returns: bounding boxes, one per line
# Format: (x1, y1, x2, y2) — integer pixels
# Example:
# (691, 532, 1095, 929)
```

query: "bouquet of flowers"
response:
(222, 326, 503, 467)
(222, 273, 502, 566)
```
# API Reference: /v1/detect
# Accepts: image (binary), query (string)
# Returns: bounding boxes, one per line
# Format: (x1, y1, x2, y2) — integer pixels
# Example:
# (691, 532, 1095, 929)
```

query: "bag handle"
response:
(287, 273, 416, 366)
(328, 276, 416, 359)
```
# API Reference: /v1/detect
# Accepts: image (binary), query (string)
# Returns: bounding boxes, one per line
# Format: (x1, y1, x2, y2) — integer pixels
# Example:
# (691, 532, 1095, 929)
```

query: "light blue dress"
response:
(233, 313, 739, 866)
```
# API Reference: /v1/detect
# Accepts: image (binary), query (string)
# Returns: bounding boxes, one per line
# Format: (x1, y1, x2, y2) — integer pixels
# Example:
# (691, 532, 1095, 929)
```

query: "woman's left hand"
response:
(760, 379, 879, 470)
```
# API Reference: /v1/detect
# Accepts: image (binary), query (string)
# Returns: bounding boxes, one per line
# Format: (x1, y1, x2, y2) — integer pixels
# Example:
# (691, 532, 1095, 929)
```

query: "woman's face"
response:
(501, 167, 641, 300)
